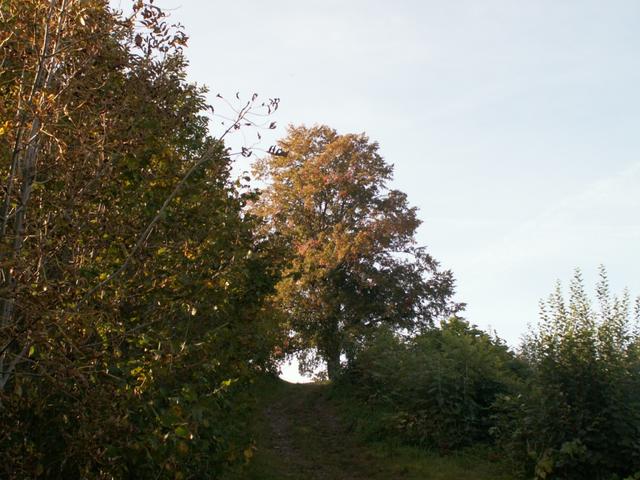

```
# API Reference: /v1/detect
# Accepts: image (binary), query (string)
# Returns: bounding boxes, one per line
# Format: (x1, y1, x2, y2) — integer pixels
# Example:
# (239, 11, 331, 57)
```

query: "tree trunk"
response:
(0, 0, 62, 392)
(327, 351, 340, 381)
(325, 339, 342, 381)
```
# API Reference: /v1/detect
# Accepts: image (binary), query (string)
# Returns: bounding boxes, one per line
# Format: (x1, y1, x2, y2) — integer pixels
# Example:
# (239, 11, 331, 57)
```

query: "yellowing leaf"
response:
(243, 447, 254, 461)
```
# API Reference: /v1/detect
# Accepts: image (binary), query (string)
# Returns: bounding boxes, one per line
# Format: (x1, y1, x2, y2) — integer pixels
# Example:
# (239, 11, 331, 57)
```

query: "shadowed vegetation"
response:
(2, 2, 639, 479)
(224, 378, 514, 480)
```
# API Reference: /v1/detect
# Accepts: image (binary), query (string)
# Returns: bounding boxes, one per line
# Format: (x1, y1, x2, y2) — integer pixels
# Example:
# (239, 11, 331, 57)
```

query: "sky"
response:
(113, 1, 640, 381)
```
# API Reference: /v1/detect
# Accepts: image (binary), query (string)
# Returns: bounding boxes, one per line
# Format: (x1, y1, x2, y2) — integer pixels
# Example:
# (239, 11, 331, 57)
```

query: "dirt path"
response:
(228, 379, 514, 480)
(252, 382, 397, 480)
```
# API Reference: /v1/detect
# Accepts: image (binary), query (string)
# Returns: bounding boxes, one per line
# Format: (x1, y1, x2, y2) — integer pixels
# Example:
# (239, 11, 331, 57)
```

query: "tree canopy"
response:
(253, 125, 462, 378)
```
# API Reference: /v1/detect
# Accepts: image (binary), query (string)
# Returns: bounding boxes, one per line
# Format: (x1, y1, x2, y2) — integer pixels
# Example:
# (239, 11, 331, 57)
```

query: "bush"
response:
(343, 318, 521, 451)
(492, 268, 640, 479)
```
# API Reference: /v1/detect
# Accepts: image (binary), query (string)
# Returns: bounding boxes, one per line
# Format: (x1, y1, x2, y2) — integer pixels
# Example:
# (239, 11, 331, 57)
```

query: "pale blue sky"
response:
(115, 1, 640, 373)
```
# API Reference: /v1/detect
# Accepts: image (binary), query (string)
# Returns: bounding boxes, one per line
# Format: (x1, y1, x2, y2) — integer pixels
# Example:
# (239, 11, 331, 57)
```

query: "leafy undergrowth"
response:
(223, 377, 515, 480)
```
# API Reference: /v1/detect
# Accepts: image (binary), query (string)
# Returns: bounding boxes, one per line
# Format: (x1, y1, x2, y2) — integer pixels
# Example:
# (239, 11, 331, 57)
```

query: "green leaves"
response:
(0, 1, 281, 478)
(494, 268, 640, 479)
(345, 320, 517, 450)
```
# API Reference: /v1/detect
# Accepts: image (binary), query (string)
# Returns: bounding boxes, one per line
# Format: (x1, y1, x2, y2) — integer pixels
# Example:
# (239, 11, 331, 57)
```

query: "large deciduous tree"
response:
(253, 125, 462, 379)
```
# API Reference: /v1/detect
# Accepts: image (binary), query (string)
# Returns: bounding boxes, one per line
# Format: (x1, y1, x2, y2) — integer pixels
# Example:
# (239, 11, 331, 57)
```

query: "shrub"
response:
(344, 318, 520, 450)
(492, 268, 640, 479)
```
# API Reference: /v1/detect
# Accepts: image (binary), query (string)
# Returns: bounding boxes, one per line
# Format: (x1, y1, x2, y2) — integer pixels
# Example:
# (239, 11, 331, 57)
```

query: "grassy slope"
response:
(224, 378, 515, 480)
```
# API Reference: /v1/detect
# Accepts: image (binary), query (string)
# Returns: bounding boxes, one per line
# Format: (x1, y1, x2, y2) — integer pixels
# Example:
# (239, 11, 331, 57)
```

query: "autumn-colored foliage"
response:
(252, 125, 462, 378)
(1, 1, 280, 477)
(2, 3, 638, 480)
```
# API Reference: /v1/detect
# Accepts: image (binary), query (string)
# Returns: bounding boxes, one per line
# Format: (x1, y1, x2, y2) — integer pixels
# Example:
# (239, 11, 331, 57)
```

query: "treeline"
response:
(341, 269, 640, 480)
(1, 1, 283, 478)
(2, 2, 639, 480)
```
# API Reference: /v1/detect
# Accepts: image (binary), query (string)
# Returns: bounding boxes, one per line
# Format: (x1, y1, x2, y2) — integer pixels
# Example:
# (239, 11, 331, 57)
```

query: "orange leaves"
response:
(251, 124, 459, 380)
(182, 243, 197, 261)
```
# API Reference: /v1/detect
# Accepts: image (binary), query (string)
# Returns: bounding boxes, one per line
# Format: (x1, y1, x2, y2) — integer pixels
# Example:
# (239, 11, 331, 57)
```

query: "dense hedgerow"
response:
(0, 2, 282, 478)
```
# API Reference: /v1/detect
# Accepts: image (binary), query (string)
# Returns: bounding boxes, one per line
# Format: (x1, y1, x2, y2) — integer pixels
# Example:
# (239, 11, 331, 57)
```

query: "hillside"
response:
(226, 379, 514, 480)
